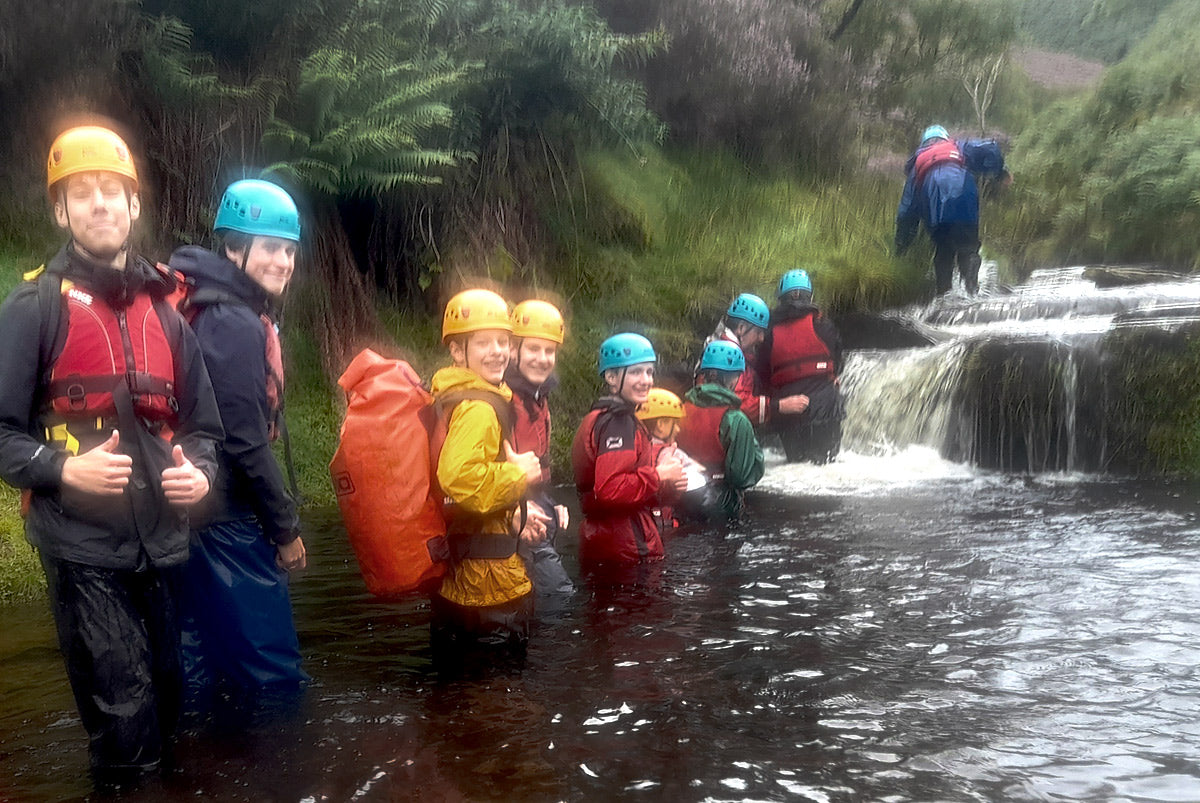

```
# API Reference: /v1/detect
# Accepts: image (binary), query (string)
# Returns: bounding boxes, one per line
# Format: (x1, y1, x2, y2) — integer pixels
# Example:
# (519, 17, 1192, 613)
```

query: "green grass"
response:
(0, 247, 46, 601)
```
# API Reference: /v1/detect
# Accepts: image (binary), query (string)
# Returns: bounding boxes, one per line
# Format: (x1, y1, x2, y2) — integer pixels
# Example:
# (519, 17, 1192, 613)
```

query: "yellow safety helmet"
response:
(511, 299, 565, 344)
(636, 388, 685, 421)
(442, 289, 512, 343)
(47, 126, 139, 199)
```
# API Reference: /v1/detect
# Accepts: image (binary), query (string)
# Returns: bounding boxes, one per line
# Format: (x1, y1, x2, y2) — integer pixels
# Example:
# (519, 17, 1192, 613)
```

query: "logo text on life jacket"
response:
(67, 288, 93, 306)
(815, 361, 828, 370)
(605, 436, 624, 450)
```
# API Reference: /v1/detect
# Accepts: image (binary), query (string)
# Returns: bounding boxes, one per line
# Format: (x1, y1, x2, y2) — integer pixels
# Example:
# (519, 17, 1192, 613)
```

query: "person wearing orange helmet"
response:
(430, 289, 548, 662)
(0, 124, 222, 788)
(505, 299, 574, 603)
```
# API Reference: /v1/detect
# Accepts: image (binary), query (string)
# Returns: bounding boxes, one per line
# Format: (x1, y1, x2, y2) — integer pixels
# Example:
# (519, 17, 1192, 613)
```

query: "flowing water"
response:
(4, 269, 1200, 801)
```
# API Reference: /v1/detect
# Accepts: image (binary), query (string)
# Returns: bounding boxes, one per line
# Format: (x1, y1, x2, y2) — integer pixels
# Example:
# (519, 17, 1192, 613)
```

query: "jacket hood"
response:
(591, 394, 637, 416)
(431, 365, 513, 402)
(168, 244, 272, 313)
(49, 242, 172, 308)
(685, 383, 742, 408)
(504, 365, 558, 404)
(771, 297, 820, 325)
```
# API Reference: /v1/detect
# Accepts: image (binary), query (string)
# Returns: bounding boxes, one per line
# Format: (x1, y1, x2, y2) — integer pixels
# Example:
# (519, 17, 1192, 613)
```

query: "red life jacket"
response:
(510, 389, 552, 485)
(46, 279, 176, 435)
(913, 138, 964, 187)
(677, 402, 729, 474)
(767, 315, 835, 388)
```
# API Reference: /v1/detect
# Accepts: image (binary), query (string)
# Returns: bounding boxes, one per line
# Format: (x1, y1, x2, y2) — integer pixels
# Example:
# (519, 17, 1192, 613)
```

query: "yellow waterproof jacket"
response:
(431, 366, 531, 607)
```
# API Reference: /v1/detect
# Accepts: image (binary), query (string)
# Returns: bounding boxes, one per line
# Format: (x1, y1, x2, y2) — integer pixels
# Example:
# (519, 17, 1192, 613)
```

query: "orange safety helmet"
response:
(442, 289, 512, 343)
(636, 388, 685, 421)
(511, 299, 565, 344)
(46, 126, 139, 200)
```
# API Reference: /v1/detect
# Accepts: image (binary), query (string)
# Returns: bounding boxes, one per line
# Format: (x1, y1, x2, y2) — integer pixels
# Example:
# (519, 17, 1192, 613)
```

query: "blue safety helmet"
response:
(921, 124, 949, 144)
(726, 293, 770, 329)
(215, 179, 301, 241)
(599, 333, 656, 374)
(777, 269, 813, 299)
(699, 340, 746, 373)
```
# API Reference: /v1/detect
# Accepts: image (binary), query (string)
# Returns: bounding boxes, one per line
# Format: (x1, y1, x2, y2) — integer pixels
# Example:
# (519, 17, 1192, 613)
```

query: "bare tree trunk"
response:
(300, 199, 383, 379)
(962, 55, 1005, 136)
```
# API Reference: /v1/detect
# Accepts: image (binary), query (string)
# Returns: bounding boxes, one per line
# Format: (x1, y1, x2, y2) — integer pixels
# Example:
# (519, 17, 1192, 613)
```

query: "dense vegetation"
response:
(1016, 0, 1172, 64)
(1002, 0, 1200, 273)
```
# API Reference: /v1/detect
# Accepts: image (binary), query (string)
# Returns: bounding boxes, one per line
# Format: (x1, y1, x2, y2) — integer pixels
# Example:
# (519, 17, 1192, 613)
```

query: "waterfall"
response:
(838, 266, 1200, 473)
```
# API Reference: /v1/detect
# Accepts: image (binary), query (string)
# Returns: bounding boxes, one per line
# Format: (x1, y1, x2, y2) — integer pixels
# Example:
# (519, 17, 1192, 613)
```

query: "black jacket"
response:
(168, 245, 300, 545)
(0, 243, 223, 569)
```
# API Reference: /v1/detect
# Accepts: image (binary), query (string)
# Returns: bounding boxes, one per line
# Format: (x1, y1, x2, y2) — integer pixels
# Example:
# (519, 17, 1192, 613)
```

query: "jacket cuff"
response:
(270, 524, 302, 546)
(44, 446, 69, 489)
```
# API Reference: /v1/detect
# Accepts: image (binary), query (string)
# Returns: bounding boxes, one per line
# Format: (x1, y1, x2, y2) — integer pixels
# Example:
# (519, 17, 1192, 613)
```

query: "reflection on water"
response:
(4, 453, 1200, 801)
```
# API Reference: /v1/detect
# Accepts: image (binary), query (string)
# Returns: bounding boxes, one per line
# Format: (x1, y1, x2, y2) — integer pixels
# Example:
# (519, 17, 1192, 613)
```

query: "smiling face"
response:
(450, 328, 511, 385)
(511, 336, 558, 385)
(605, 362, 655, 405)
(54, 172, 139, 263)
(226, 236, 297, 297)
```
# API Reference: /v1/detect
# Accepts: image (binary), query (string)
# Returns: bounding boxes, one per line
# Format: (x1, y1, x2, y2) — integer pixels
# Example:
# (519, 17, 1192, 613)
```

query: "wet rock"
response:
(950, 338, 1106, 472)
(1083, 265, 1190, 288)
(834, 311, 938, 351)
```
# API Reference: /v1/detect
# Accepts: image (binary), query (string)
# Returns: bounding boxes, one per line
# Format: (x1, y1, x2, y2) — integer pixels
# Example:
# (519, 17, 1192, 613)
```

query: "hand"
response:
(504, 440, 543, 485)
(656, 455, 689, 494)
(554, 504, 569, 531)
(778, 395, 809, 415)
(60, 430, 132, 496)
(276, 537, 307, 572)
(161, 444, 211, 507)
(517, 501, 551, 545)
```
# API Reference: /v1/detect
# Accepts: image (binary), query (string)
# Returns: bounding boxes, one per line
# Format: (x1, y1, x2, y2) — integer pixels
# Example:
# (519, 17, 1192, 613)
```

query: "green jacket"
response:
(682, 383, 765, 517)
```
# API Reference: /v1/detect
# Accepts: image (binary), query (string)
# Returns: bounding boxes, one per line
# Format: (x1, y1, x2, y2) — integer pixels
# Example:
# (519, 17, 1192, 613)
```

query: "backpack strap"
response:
(35, 270, 63, 379)
(436, 388, 516, 446)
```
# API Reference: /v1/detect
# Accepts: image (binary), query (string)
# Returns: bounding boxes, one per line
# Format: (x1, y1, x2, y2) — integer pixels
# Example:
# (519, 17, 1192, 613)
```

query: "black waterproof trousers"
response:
(40, 555, 182, 783)
(774, 381, 844, 464)
(931, 222, 982, 295)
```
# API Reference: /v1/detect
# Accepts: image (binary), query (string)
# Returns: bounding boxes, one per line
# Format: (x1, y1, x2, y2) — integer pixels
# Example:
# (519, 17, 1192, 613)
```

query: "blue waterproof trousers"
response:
(177, 518, 307, 704)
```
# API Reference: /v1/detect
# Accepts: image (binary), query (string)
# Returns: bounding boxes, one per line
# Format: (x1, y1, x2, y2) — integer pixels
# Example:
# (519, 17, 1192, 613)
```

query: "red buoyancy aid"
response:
(47, 282, 176, 427)
(677, 402, 729, 474)
(262, 317, 284, 441)
(767, 315, 835, 389)
(510, 391, 552, 485)
(913, 138, 964, 187)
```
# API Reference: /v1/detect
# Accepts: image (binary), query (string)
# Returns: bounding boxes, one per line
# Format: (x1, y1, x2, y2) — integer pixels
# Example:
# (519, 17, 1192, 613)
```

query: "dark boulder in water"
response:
(833, 311, 939, 350)
(1083, 265, 1190, 288)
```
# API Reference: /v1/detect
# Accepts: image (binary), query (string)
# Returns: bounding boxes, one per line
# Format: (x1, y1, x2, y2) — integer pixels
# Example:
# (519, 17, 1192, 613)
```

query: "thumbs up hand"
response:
(504, 440, 543, 485)
(60, 430, 133, 496)
(161, 444, 210, 507)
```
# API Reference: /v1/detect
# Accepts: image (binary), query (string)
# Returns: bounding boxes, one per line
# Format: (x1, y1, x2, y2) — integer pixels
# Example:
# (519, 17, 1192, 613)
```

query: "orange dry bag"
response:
(330, 349, 447, 596)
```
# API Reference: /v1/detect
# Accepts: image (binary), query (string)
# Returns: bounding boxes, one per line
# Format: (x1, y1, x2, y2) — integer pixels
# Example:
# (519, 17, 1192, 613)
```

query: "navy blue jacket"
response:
(168, 245, 300, 546)
(895, 138, 1007, 252)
